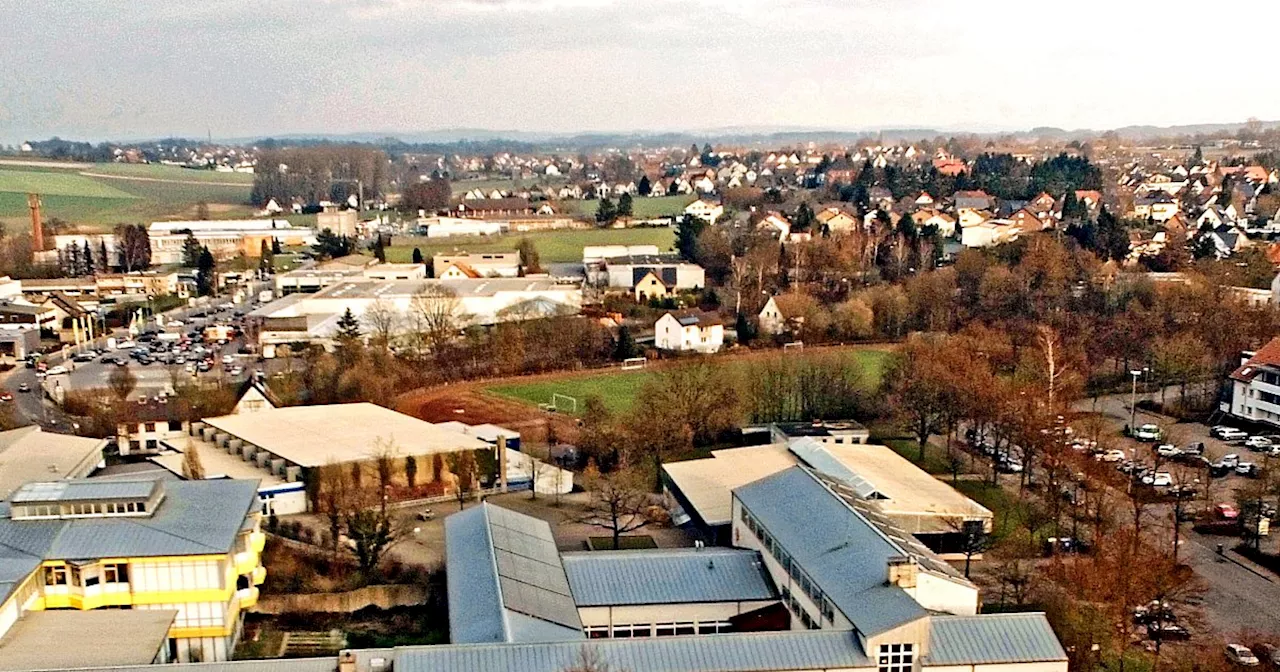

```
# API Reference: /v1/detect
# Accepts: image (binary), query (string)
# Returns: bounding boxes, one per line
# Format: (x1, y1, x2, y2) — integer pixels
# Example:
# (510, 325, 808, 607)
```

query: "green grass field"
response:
(84, 162, 255, 184)
(487, 348, 892, 416)
(387, 227, 676, 265)
(0, 162, 254, 231)
(567, 195, 696, 219)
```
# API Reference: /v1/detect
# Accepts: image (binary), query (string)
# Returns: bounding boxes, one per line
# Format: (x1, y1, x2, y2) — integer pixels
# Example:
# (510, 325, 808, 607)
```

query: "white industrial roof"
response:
(202, 403, 490, 468)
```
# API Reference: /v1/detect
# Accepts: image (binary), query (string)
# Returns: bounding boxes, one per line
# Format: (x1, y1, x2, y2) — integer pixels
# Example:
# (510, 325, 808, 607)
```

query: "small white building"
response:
(655, 311, 723, 353)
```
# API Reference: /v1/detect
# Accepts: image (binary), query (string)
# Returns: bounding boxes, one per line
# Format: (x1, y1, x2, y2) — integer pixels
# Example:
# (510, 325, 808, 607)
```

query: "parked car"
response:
(1218, 428, 1249, 442)
(1226, 644, 1260, 667)
(1245, 436, 1274, 451)
(1133, 424, 1162, 442)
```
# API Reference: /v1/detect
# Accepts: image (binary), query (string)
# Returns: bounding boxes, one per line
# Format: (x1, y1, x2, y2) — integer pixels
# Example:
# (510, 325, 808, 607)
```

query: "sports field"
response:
(486, 348, 892, 416)
(386, 227, 676, 264)
(0, 162, 254, 231)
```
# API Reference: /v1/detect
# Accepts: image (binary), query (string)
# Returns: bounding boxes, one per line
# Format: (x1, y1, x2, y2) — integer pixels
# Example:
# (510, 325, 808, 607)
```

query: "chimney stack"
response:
(27, 193, 43, 251)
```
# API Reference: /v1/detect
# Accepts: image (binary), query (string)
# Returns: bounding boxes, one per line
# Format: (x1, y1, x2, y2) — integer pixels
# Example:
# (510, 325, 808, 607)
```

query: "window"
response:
(878, 643, 915, 672)
(103, 563, 129, 584)
(44, 566, 68, 586)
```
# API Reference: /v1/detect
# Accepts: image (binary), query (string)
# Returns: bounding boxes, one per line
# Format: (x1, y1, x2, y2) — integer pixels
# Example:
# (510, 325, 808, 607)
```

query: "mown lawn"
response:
(486, 348, 892, 416)
(387, 227, 677, 264)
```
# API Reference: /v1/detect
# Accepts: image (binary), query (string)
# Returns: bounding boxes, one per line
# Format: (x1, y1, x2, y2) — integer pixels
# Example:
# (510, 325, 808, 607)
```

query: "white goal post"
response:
(783, 341, 805, 352)
(621, 357, 648, 371)
(551, 393, 579, 414)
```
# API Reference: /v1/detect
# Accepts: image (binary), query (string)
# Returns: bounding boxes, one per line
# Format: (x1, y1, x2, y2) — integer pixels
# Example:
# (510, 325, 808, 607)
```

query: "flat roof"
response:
(151, 439, 289, 487)
(562, 548, 777, 607)
(662, 442, 990, 531)
(202, 403, 490, 468)
(0, 609, 176, 671)
(0, 427, 105, 500)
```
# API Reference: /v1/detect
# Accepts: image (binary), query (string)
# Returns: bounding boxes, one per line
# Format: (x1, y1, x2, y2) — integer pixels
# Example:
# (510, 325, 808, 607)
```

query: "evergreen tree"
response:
(637, 175, 652, 197)
(411, 247, 424, 264)
(196, 246, 217, 296)
(613, 325, 637, 361)
(675, 215, 706, 262)
(735, 312, 755, 345)
(617, 192, 634, 218)
(595, 197, 617, 224)
(181, 232, 202, 267)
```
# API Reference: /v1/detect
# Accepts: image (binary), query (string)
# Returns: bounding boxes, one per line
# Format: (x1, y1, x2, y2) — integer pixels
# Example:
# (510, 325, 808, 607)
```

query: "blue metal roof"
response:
(562, 548, 777, 607)
(0, 479, 259, 563)
(733, 467, 929, 636)
(928, 613, 1068, 665)
(395, 630, 873, 672)
(787, 438, 880, 498)
(444, 503, 583, 644)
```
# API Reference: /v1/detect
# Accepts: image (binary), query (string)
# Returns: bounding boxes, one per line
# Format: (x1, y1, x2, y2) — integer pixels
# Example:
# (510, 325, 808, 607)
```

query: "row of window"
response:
(879, 643, 915, 672)
(45, 563, 129, 587)
(584, 621, 733, 639)
(739, 506, 835, 624)
(20, 500, 147, 519)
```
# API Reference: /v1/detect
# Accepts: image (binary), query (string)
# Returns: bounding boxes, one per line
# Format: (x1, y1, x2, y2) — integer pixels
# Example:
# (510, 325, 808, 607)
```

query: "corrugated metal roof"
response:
(444, 503, 583, 644)
(733, 467, 929, 636)
(562, 548, 777, 606)
(0, 479, 258, 562)
(394, 630, 873, 672)
(928, 613, 1068, 665)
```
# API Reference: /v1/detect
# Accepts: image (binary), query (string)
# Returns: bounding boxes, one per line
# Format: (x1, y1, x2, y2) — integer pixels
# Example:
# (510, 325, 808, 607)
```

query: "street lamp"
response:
(1129, 369, 1143, 430)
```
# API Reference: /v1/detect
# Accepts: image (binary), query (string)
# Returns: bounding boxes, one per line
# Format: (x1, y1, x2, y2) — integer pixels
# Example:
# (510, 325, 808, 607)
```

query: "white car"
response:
(1141, 471, 1172, 487)
(1227, 644, 1260, 667)
(45, 365, 68, 376)
(1245, 436, 1273, 451)
(1133, 424, 1162, 442)
(1098, 449, 1127, 463)
(1218, 428, 1249, 442)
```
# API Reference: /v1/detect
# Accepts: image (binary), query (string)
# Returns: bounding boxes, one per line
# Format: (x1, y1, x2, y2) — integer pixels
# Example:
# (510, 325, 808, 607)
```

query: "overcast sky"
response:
(3, 0, 1280, 144)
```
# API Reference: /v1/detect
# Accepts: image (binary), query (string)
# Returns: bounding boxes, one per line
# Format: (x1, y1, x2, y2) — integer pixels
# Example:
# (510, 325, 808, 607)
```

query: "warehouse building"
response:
(663, 439, 992, 553)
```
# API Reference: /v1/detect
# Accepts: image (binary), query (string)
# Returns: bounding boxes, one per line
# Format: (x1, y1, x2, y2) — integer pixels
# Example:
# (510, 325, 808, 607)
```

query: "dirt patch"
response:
(394, 384, 580, 446)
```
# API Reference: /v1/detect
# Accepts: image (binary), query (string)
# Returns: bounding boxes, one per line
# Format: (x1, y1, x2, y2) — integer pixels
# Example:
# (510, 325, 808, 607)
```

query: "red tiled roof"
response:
(1230, 337, 1280, 382)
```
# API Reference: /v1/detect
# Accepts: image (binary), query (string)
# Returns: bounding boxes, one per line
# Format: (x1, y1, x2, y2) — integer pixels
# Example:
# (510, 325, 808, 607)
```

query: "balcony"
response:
(236, 586, 259, 608)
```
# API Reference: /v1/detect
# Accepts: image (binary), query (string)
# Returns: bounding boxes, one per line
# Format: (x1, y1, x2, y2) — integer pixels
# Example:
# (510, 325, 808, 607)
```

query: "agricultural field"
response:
(386, 226, 676, 265)
(565, 195, 696, 219)
(0, 162, 253, 231)
(486, 347, 892, 416)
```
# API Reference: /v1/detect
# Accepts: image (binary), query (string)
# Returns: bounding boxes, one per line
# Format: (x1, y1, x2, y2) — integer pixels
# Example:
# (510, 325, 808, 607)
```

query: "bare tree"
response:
(181, 437, 205, 480)
(364, 298, 400, 352)
(581, 466, 653, 550)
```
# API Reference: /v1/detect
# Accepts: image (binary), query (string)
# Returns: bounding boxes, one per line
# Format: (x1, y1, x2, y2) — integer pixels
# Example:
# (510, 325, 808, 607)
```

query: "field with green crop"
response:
(387, 227, 676, 264)
(487, 348, 892, 415)
(0, 162, 254, 231)
(567, 195, 696, 219)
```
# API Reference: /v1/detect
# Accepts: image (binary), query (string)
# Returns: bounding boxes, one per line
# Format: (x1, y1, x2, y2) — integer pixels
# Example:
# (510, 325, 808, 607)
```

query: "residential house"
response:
(954, 190, 994, 211)
(684, 198, 723, 224)
(654, 311, 723, 353)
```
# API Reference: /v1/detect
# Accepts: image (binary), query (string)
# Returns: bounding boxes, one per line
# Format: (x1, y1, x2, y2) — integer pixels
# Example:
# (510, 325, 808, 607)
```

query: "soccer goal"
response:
(783, 341, 805, 352)
(621, 357, 648, 371)
(551, 393, 579, 414)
